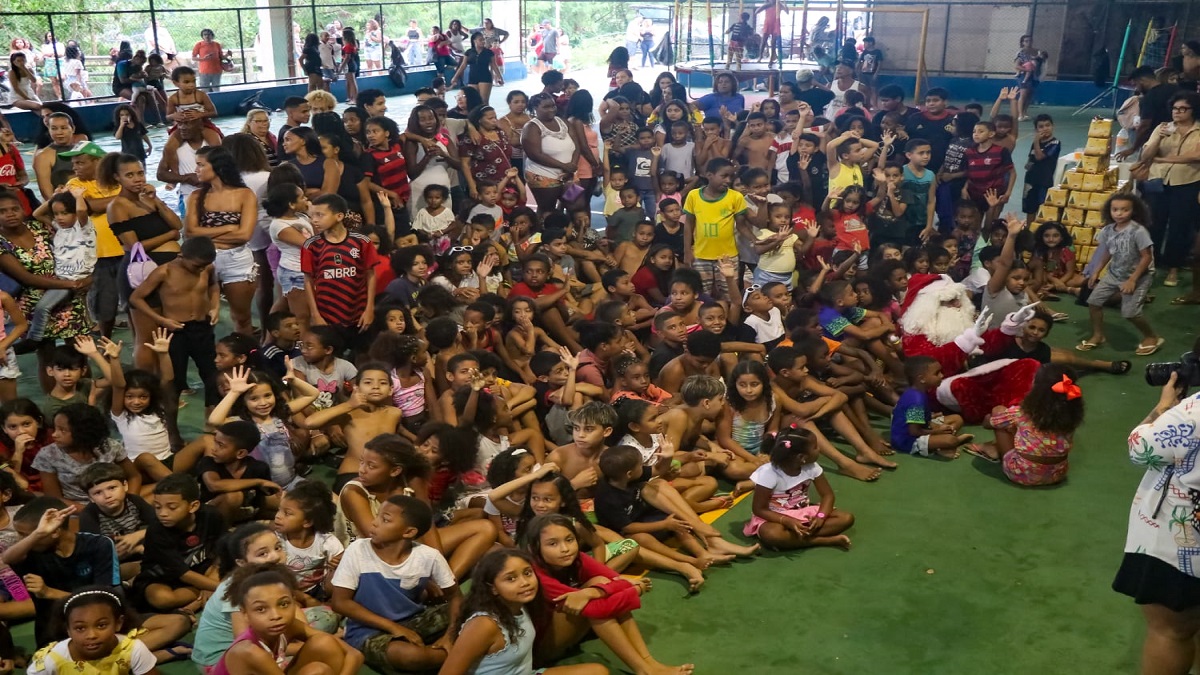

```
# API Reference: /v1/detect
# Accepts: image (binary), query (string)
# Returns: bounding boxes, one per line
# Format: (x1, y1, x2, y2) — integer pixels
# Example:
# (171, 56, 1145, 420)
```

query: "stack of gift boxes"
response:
(1032, 118, 1126, 272)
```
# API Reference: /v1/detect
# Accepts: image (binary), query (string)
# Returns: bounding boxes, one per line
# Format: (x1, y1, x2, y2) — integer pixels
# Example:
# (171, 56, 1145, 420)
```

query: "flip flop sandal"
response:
(1109, 360, 1132, 375)
(1076, 340, 1104, 352)
(963, 444, 1000, 463)
(1051, 312, 1070, 322)
(1170, 296, 1200, 305)
(1136, 338, 1166, 356)
(159, 641, 193, 663)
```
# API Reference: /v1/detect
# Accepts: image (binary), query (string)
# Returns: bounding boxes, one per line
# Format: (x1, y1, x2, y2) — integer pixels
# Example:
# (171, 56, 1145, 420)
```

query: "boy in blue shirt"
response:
(901, 138, 937, 245)
(890, 355, 973, 459)
(331, 495, 461, 674)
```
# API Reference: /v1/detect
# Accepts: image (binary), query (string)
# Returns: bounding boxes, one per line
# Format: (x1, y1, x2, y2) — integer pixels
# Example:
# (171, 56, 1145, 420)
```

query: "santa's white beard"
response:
(901, 294, 976, 346)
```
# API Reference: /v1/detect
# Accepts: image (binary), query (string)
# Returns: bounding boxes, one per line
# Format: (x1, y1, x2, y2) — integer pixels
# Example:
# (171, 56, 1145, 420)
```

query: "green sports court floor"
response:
(7, 72, 1196, 673)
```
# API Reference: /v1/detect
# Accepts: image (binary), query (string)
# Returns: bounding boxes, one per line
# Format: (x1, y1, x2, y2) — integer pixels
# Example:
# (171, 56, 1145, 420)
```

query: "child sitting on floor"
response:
(973, 363, 1084, 486)
(744, 426, 855, 550)
(891, 356, 974, 460)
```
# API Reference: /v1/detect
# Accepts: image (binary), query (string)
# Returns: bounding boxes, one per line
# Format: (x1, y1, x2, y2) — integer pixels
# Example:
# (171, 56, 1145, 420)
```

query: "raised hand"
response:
(98, 337, 123, 360)
(984, 188, 1002, 209)
(973, 307, 994, 335)
(36, 505, 75, 536)
(718, 256, 738, 279)
(73, 335, 98, 356)
(469, 367, 487, 392)
(534, 461, 560, 478)
(144, 327, 173, 354)
(558, 346, 579, 370)
(226, 365, 253, 395)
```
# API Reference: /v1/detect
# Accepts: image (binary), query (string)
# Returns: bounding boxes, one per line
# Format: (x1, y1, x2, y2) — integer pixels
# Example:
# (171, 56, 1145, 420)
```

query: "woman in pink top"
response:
(566, 90, 602, 209)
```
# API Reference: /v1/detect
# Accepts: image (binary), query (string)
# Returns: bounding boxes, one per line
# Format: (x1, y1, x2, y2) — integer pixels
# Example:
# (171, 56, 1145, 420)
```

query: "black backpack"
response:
(389, 43, 407, 88)
(235, 91, 267, 116)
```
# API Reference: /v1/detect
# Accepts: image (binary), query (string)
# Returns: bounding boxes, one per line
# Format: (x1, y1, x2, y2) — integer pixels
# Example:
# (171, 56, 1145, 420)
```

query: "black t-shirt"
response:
(194, 455, 272, 504)
(138, 504, 224, 583)
(12, 532, 119, 646)
(302, 45, 322, 74)
(1140, 83, 1181, 130)
(648, 342, 684, 375)
(1024, 137, 1062, 187)
(795, 87, 835, 116)
(718, 323, 757, 343)
(787, 151, 828, 206)
(904, 111, 956, 172)
(978, 339, 1051, 366)
(593, 467, 669, 533)
(652, 222, 685, 259)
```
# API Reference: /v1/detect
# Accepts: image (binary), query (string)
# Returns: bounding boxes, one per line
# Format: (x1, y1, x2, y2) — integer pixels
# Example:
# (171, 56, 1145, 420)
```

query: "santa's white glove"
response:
(953, 327, 985, 354)
(973, 307, 994, 336)
(1000, 302, 1038, 336)
(952, 308, 992, 353)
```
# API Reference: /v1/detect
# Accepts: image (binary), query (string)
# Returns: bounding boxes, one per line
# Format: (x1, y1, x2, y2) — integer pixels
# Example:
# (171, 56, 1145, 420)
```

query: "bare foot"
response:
(934, 446, 961, 460)
(822, 534, 852, 550)
(841, 462, 883, 481)
(646, 663, 695, 675)
(679, 563, 705, 592)
(956, 433, 975, 446)
(708, 537, 761, 557)
(856, 449, 898, 469)
(977, 441, 1001, 461)
(696, 550, 735, 566)
(877, 441, 896, 456)
(731, 480, 755, 497)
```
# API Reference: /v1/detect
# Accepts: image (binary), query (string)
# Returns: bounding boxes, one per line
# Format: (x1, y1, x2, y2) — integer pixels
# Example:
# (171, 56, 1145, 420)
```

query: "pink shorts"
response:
(743, 505, 821, 537)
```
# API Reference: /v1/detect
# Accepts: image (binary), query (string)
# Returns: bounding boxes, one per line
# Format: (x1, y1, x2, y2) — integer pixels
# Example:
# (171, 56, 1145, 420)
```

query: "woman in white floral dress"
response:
(1114, 370, 1200, 674)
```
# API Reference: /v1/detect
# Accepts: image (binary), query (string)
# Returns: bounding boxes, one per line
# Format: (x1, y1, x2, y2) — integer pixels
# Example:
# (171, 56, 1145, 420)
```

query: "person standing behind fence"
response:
(364, 19, 384, 71)
(192, 29, 225, 92)
(341, 28, 360, 106)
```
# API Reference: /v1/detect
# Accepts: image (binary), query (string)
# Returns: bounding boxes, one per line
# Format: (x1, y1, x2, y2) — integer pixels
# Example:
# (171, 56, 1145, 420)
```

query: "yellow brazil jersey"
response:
(65, 177, 123, 258)
(683, 187, 747, 260)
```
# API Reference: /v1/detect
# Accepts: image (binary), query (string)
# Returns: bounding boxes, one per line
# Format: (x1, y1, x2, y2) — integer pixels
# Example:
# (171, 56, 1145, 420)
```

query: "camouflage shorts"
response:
(359, 604, 451, 675)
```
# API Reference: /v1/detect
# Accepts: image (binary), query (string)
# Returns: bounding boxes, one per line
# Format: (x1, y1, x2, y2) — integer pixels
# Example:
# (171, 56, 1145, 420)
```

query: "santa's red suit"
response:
(899, 274, 1041, 423)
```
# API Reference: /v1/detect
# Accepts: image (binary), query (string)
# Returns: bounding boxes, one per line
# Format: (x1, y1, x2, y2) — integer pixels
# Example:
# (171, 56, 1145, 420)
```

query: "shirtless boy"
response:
(548, 401, 759, 563)
(302, 361, 402, 490)
(129, 236, 221, 407)
(659, 374, 758, 488)
(613, 220, 655, 276)
(766, 346, 894, 481)
(732, 112, 778, 173)
(656, 330, 723, 395)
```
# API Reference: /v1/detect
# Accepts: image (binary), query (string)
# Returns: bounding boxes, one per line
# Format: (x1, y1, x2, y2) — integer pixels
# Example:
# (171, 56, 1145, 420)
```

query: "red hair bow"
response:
(1051, 375, 1082, 400)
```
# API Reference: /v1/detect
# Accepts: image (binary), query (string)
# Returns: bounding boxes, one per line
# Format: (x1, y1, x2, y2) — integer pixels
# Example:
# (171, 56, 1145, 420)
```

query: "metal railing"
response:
(1, 0, 1190, 104)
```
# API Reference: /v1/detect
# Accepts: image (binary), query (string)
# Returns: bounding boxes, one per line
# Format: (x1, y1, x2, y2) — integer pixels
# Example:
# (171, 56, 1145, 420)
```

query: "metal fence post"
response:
(236, 8, 248, 83)
(439, 3, 444, 33)
(48, 13, 65, 102)
(310, 0, 318, 36)
(149, 0, 160, 64)
(1028, 0, 1038, 36)
(940, 4, 950, 74)
(378, 3, 385, 72)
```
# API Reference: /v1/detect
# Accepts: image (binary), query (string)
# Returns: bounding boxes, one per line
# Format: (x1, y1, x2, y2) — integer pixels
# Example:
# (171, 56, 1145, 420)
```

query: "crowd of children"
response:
(2, 45, 1167, 673)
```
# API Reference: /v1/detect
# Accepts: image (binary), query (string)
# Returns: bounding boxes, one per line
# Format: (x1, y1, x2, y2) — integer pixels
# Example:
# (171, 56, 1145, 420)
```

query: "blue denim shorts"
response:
(277, 267, 306, 294)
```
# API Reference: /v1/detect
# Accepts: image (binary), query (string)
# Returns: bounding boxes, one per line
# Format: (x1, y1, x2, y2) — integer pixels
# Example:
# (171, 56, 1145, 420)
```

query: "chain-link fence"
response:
(2, 0, 1193, 103)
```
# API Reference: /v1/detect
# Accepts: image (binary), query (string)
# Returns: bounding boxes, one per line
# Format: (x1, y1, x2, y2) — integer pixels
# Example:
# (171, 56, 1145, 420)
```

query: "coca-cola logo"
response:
(0, 165, 15, 178)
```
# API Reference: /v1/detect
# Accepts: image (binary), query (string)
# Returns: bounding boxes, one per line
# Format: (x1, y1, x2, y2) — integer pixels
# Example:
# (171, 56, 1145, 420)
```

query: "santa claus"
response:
(899, 273, 1042, 423)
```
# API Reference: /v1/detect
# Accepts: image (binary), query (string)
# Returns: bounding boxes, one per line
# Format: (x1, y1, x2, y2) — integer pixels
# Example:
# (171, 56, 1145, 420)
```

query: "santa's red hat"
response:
(899, 273, 955, 315)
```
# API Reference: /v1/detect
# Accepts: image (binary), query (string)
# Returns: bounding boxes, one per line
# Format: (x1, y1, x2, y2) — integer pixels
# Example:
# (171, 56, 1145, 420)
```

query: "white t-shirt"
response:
(269, 216, 314, 272)
(963, 267, 990, 295)
(332, 540, 456, 649)
(618, 432, 665, 465)
(243, 171, 272, 251)
(466, 203, 504, 227)
(28, 636, 156, 675)
(53, 222, 97, 280)
(283, 531, 345, 592)
(112, 411, 171, 461)
(748, 461, 823, 510)
(744, 307, 785, 344)
(413, 206, 456, 235)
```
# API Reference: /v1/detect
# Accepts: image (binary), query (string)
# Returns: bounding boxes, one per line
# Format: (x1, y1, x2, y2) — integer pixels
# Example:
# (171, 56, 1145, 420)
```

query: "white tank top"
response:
(521, 117, 575, 180)
(825, 79, 863, 119)
(175, 139, 208, 199)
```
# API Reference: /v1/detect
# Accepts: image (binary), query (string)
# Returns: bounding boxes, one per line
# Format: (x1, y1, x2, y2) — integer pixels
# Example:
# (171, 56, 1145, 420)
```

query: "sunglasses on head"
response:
(450, 246, 474, 254)
(742, 284, 763, 304)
